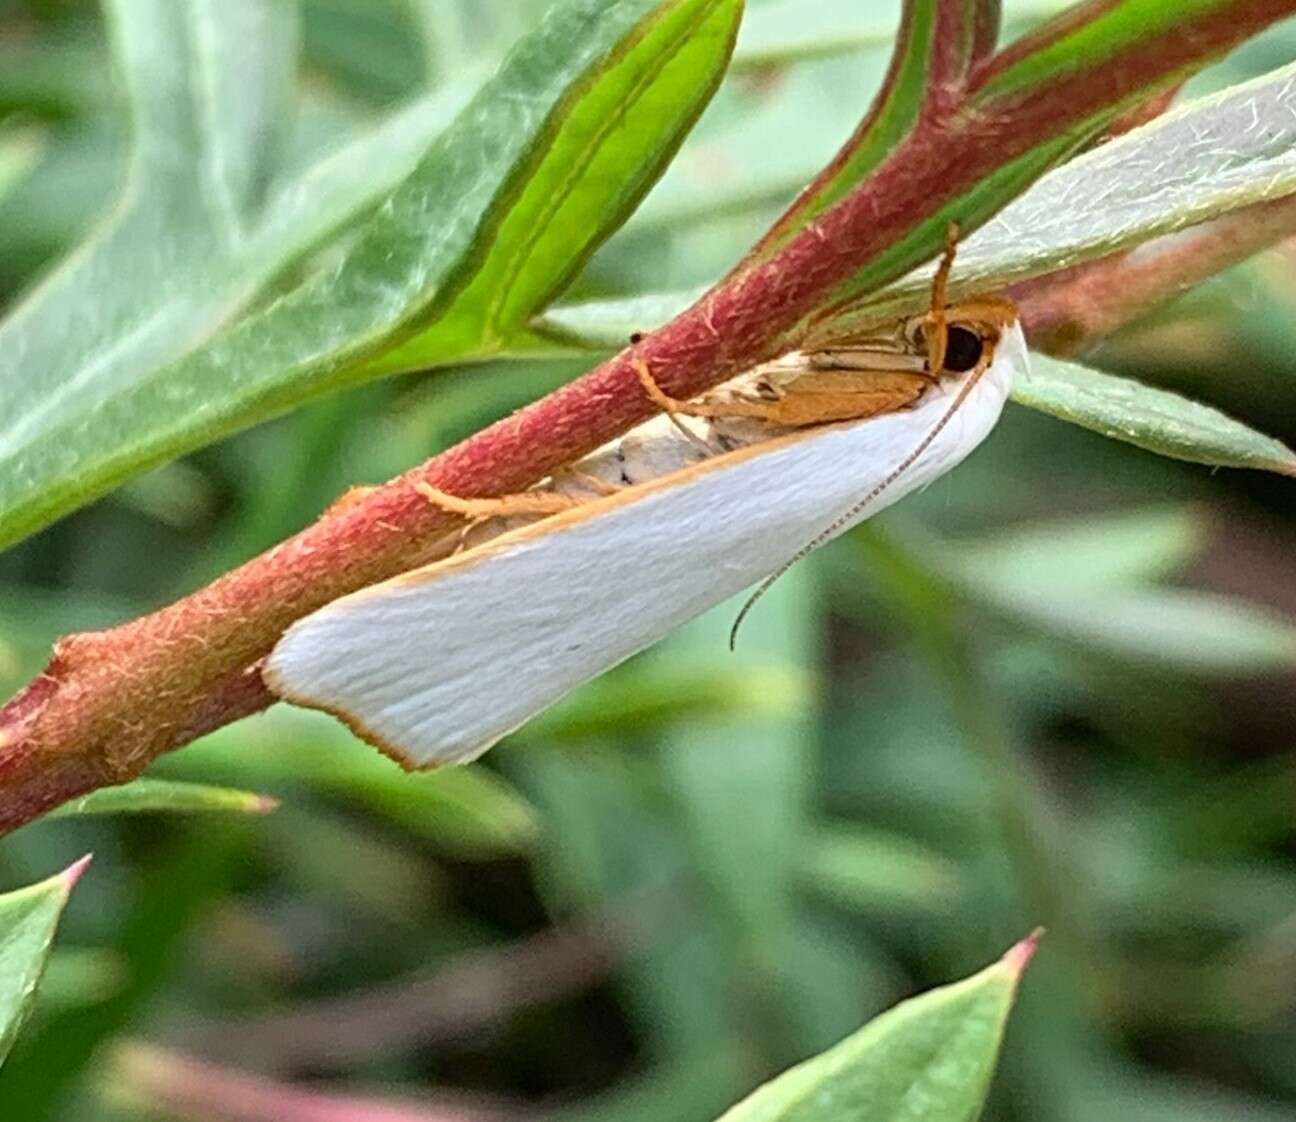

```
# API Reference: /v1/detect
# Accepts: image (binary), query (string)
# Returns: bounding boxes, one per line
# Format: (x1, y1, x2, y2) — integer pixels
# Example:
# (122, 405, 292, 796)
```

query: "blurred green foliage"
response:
(1, 0, 1296, 1120)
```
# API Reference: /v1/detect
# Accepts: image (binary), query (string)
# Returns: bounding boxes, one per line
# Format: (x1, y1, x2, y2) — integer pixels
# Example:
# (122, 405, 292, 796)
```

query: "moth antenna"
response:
(728, 357, 987, 651)
(730, 226, 965, 650)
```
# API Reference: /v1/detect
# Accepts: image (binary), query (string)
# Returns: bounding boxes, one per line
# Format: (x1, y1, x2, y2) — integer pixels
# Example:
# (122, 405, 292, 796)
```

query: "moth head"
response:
(904, 295, 1018, 380)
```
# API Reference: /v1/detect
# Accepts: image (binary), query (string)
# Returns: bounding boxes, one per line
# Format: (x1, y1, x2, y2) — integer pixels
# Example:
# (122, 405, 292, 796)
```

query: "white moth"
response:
(266, 301, 1028, 767)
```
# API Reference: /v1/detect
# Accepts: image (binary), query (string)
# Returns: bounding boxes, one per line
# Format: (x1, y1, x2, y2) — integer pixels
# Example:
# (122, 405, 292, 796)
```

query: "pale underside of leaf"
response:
(858, 60, 1296, 319)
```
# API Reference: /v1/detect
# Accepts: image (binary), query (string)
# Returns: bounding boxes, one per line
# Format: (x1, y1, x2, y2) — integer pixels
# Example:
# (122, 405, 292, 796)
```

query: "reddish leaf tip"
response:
(61, 853, 94, 888)
(1004, 926, 1045, 977)
(251, 794, 281, 814)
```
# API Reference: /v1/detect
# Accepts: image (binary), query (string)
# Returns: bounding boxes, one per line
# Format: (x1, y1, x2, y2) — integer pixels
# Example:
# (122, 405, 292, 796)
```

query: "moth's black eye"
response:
(942, 325, 984, 372)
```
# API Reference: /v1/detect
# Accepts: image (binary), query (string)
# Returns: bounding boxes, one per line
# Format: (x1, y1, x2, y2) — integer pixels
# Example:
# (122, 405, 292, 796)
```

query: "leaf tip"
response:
(1003, 926, 1045, 978)
(250, 794, 281, 815)
(61, 853, 94, 889)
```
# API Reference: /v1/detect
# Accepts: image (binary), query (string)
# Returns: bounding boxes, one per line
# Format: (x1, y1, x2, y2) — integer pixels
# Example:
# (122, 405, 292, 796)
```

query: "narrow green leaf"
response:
(521, 660, 809, 743)
(980, 585, 1296, 675)
(744, 0, 954, 262)
(32, 948, 123, 1013)
(875, 520, 1296, 676)
(0, 127, 42, 203)
(656, 570, 819, 959)
(0, 858, 89, 1068)
(714, 936, 1035, 1122)
(369, 0, 746, 369)
(0, 38, 110, 119)
(1012, 353, 1296, 474)
(800, 824, 962, 914)
(953, 508, 1204, 591)
(340, 763, 543, 859)
(982, 0, 1235, 98)
(0, 0, 476, 551)
(170, 708, 541, 858)
(46, 778, 277, 819)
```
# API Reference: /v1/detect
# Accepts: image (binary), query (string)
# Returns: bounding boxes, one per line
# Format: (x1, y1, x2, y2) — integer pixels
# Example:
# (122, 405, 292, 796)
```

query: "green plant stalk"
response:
(0, 0, 1293, 833)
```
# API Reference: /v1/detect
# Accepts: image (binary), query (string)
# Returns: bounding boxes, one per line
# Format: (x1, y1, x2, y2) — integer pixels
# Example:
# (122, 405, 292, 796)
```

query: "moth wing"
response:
(266, 328, 1024, 766)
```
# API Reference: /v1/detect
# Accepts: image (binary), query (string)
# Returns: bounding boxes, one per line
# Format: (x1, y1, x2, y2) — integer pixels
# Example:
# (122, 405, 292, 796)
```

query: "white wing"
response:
(266, 324, 1028, 765)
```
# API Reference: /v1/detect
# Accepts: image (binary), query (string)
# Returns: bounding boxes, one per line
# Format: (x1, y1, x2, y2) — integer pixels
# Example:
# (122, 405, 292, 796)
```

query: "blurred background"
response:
(2, 1, 1296, 1119)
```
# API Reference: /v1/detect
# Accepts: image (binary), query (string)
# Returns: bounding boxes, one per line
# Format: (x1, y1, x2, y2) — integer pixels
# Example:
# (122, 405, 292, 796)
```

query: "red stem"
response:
(1016, 194, 1296, 353)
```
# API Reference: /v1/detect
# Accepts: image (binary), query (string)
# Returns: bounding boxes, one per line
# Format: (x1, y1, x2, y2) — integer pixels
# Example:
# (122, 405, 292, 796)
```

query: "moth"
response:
(266, 246, 1029, 767)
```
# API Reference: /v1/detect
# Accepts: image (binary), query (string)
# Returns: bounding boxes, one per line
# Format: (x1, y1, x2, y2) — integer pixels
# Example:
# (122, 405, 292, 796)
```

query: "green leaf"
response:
(168, 707, 541, 859)
(0, 0, 478, 552)
(1012, 353, 1296, 474)
(367, 0, 747, 371)
(32, 948, 124, 1013)
(0, 127, 42, 202)
(658, 571, 819, 964)
(977, 586, 1296, 675)
(981, 0, 1237, 98)
(714, 936, 1035, 1122)
(0, 0, 741, 551)
(952, 507, 1204, 592)
(46, 778, 277, 819)
(800, 824, 962, 915)
(521, 659, 809, 743)
(0, 858, 88, 1068)
(869, 520, 1296, 677)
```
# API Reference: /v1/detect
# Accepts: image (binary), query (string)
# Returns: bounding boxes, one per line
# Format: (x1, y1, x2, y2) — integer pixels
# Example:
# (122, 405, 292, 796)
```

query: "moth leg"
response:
(631, 357, 717, 454)
(415, 482, 585, 521)
(924, 221, 960, 373)
(552, 465, 623, 496)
